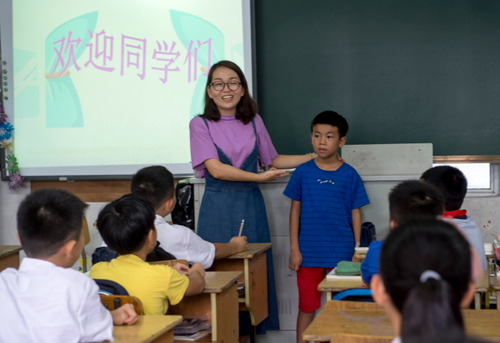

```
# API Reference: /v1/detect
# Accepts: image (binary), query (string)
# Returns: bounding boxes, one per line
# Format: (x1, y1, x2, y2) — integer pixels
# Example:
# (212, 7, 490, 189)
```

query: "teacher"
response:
(189, 60, 314, 337)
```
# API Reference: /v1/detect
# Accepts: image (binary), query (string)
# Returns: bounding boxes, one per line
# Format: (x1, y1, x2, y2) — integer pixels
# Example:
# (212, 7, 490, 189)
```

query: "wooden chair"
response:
(99, 294, 144, 315)
(330, 334, 392, 343)
(81, 216, 91, 272)
(327, 300, 383, 310)
(149, 259, 189, 267)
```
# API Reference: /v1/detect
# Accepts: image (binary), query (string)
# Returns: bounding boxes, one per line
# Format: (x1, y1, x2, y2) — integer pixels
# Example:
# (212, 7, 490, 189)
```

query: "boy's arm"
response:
(289, 200, 302, 271)
(110, 304, 138, 325)
(213, 236, 248, 259)
(351, 208, 362, 261)
(184, 262, 206, 296)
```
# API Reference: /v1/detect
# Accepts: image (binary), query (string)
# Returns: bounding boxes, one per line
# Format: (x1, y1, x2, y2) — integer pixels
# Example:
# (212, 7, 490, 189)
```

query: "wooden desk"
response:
(0, 245, 22, 272)
(303, 301, 500, 342)
(319, 271, 490, 308)
(110, 315, 182, 343)
(318, 276, 367, 302)
(169, 271, 242, 343)
(209, 243, 271, 327)
(488, 274, 500, 311)
(474, 272, 490, 310)
(485, 243, 494, 259)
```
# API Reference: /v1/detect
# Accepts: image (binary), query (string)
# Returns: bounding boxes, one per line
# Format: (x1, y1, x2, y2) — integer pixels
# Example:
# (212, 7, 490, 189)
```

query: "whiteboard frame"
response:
(0, 0, 255, 180)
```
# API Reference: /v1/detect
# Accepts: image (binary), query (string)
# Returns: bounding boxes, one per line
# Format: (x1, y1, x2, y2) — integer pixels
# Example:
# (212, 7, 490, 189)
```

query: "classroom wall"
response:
(255, 0, 500, 156)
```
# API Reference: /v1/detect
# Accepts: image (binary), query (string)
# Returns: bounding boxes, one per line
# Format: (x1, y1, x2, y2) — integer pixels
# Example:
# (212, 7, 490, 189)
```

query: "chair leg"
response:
(82, 248, 88, 273)
(249, 326, 256, 343)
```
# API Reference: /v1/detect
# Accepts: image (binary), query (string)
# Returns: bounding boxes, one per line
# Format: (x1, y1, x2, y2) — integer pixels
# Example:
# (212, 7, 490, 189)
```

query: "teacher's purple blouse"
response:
(189, 114, 278, 178)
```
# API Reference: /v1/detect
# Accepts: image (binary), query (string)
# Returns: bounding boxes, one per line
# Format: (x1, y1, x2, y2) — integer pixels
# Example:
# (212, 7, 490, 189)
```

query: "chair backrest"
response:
(82, 216, 90, 246)
(149, 259, 189, 267)
(326, 300, 383, 310)
(94, 279, 129, 296)
(100, 294, 144, 315)
(330, 334, 392, 343)
(332, 289, 374, 303)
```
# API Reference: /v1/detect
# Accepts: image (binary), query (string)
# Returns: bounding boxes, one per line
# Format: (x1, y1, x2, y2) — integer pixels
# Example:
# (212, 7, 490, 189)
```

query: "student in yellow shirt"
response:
(90, 194, 205, 315)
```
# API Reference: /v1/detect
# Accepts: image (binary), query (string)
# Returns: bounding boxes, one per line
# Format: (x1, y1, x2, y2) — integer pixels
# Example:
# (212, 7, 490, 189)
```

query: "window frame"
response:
(432, 156, 500, 197)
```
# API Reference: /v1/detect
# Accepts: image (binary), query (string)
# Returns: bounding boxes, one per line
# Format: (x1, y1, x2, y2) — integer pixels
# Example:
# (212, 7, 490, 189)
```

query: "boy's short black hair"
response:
(97, 194, 155, 255)
(389, 180, 445, 224)
(420, 166, 467, 211)
(131, 166, 174, 210)
(17, 188, 88, 258)
(311, 110, 349, 138)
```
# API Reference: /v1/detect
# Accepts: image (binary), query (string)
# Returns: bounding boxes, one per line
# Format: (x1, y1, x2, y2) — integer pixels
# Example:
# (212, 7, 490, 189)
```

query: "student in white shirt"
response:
(371, 218, 477, 343)
(0, 188, 138, 343)
(131, 166, 248, 269)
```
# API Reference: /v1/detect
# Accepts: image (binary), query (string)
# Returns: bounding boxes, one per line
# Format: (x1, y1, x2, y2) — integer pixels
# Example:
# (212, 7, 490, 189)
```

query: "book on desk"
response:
(326, 268, 363, 281)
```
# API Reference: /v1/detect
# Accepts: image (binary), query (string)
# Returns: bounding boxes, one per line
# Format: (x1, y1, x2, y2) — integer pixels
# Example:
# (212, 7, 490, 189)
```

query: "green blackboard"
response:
(255, 0, 500, 156)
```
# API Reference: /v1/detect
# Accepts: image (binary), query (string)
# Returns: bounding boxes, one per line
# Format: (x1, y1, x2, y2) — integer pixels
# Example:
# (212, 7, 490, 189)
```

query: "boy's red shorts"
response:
(297, 266, 333, 313)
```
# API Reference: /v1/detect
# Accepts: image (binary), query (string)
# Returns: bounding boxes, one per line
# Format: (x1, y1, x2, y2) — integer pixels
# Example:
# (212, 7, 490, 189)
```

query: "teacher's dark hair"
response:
(201, 60, 257, 125)
(379, 218, 471, 343)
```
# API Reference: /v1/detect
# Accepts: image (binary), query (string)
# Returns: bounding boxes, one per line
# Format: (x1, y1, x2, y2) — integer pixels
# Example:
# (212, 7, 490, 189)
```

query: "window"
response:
(432, 160, 499, 197)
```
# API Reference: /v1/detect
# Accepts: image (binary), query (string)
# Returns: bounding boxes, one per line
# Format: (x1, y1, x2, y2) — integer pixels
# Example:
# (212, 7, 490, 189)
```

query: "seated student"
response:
(421, 166, 487, 271)
(90, 194, 205, 315)
(361, 180, 444, 285)
(131, 165, 248, 269)
(0, 188, 137, 343)
(371, 218, 476, 343)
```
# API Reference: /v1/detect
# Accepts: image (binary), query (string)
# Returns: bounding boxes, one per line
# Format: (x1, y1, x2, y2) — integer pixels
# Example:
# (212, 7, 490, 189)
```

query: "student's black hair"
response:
(389, 180, 445, 224)
(201, 60, 257, 125)
(310, 111, 348, 138)
(420, 166, 468, 211)
(131, 166, 174, 210)
(380, 218, 471, 343)
(96, 194, 155, 255)
(17, 188, 88, 258)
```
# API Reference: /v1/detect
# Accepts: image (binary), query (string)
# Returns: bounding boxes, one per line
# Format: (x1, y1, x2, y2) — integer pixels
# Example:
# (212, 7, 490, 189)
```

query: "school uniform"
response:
(155, 214, 216, 269)
(90, 254, 189, 315)
(0, 258, 113, 343)
(361, 240, 384, 284)
(444, 210, 487, 271)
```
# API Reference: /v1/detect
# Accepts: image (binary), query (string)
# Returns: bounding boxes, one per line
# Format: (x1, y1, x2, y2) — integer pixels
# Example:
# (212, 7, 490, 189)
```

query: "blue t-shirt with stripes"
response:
(283, 160, 370, 268)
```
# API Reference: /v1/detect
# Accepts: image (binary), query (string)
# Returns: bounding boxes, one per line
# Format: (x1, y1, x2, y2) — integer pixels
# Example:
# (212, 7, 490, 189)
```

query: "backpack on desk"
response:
(360, 222, 376, 247)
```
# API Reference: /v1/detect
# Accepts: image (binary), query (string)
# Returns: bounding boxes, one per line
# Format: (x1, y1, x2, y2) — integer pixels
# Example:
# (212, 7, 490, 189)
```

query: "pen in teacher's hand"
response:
(238, 220, 245, 237)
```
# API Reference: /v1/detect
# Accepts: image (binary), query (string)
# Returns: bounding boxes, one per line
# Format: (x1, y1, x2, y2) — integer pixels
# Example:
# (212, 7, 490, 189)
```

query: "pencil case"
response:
(335, 261, 362, 276)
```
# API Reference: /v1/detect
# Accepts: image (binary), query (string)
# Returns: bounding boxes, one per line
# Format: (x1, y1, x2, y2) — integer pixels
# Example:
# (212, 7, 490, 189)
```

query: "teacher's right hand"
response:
(259, 168, 288, 182)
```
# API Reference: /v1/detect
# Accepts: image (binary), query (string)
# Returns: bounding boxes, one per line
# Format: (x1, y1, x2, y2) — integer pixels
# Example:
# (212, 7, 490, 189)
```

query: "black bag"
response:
(92, 247, 118, 265)
(359, 222, 376, 247)
(145, 242, 177, 262)
(171, 179, 195, 231)
(91, 241, 177, 264)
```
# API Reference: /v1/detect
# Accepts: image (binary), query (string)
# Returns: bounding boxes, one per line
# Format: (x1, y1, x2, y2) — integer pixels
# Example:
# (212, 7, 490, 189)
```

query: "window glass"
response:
(432, 163, 490, 189)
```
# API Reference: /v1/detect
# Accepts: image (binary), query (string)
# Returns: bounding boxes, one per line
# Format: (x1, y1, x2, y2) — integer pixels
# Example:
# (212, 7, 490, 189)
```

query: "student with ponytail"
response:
(371, 218, 477, 343)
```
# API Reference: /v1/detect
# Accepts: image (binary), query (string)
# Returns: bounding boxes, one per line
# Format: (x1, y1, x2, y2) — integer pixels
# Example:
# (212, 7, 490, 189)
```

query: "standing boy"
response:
(421, 165, 487, 270)
(131, 165, 248, 269)
(0, 188, 137, 343)
(283, 111, 370, 343)
(90, 194, 206, 315)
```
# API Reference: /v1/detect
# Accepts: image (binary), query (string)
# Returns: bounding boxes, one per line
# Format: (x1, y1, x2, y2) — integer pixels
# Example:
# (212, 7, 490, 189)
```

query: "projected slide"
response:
(10, 0, 250, 176)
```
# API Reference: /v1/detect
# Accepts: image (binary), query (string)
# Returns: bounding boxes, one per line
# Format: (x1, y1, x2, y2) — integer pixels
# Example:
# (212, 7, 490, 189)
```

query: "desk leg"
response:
(212, 283, 239, 343)
(326, 292, 332, 302)
(244, 254, 268, 327)
(486, 292, 490, 309)
(474, 293, 481, 310)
